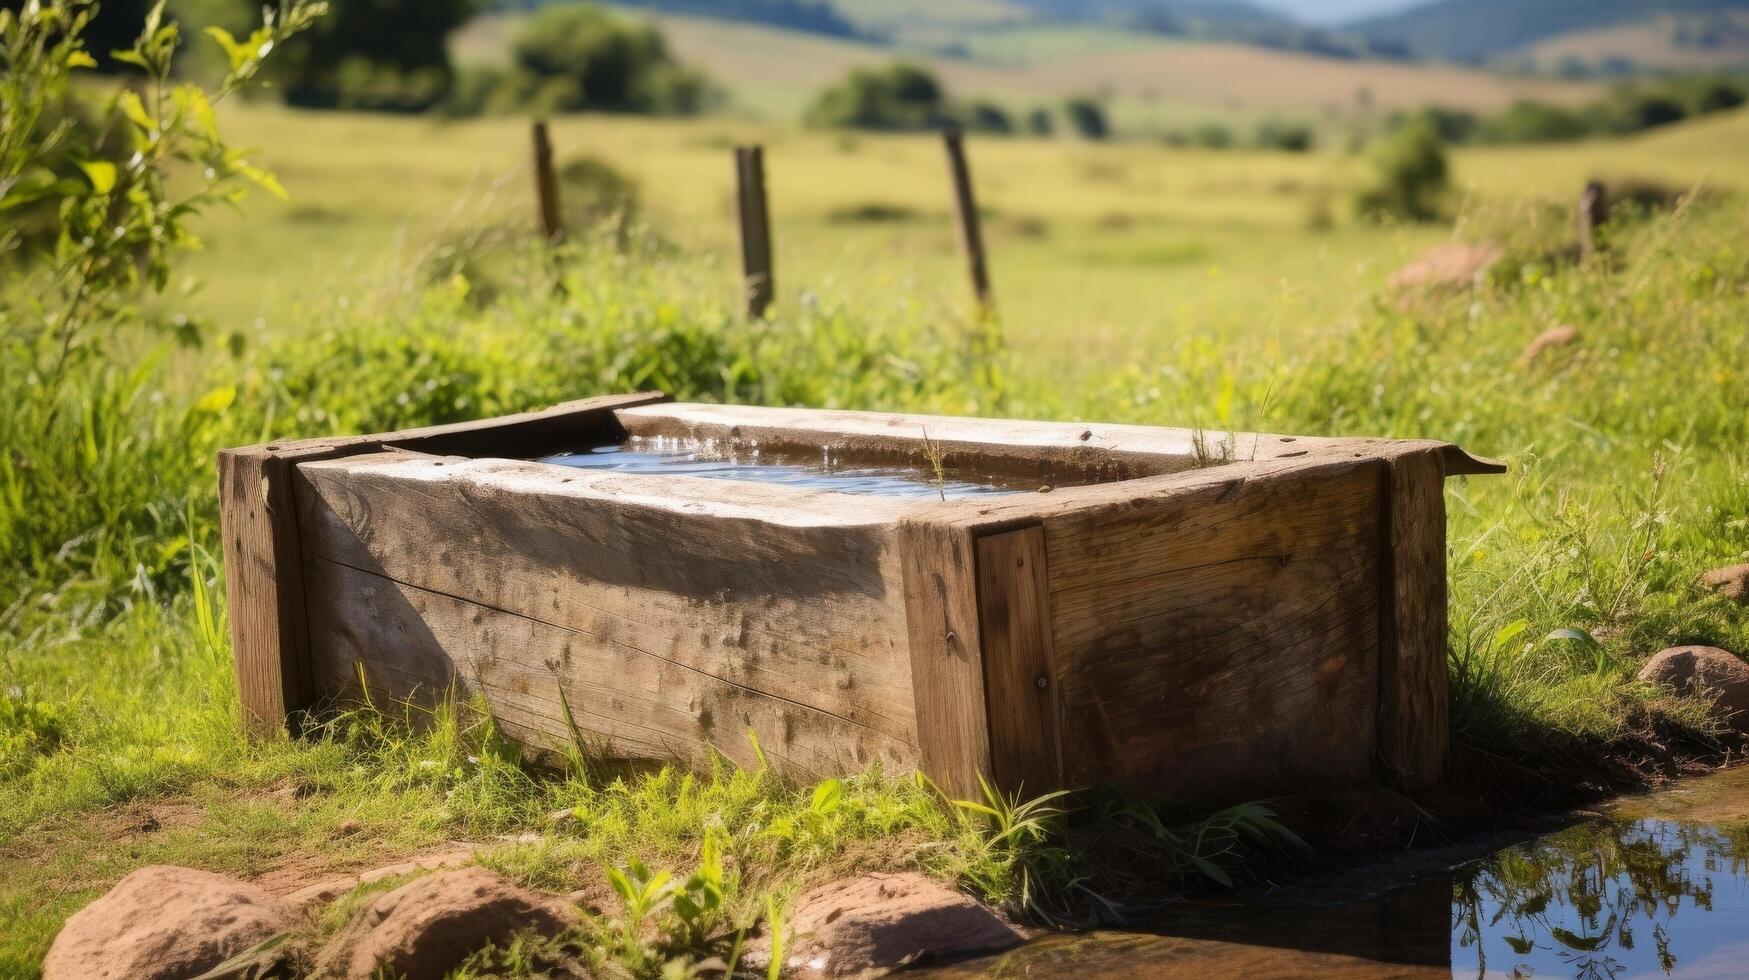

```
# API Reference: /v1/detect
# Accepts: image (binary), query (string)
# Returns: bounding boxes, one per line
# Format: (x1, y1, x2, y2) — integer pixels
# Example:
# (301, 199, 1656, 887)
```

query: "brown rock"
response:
(1639, 646, 1749, 729)
(1522, 324, 1580, 363)
(1703, 564, 1749, 603)
(751, 872, 1024, 977)
(43, 865, 294, 980)
(314, 866, 572, 979)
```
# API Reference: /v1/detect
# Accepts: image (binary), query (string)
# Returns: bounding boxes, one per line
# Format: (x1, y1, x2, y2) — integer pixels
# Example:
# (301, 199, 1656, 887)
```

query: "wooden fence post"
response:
(532, 121, 564, 244)
(942, 126, 993, 316)
(734, 145, 774, 318)
(1577, 180, 1605, 261)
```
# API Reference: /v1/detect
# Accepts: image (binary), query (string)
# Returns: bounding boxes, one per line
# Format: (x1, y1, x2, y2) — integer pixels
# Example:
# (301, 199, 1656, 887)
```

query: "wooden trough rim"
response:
(229, 392, 1504, 530)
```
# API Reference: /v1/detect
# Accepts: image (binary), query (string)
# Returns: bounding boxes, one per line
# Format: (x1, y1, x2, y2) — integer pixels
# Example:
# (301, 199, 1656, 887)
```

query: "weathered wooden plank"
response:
(302, 557, 914, 778)
(975, 525, 1062, 797)
(898, 520, 991, 800)
(618, 403, 1504, 482)
(1376, 449, 1450, 789)
(1042, 462, 1384, 801)
(219, 447, 315, 734)
(294, 455, 920, 744)
(217, 392, 670, 736)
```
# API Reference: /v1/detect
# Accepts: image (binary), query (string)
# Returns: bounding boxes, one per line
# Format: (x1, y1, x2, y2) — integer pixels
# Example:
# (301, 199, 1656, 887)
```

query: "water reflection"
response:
(925, 812, 1749, 979)
(1454, 818, 1749, 979)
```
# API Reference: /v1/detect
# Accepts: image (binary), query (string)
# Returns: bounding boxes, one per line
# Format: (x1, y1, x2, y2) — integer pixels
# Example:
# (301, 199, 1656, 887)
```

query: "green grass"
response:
(4, 102, 1749, 975)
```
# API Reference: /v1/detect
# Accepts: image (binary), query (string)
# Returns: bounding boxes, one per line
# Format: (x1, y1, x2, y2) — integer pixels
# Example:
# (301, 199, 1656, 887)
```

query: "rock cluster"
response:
(45, 861, 1019, 978)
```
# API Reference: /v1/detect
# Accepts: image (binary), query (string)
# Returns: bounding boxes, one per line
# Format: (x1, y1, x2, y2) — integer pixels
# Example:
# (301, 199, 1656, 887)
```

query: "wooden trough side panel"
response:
(217, 391, 667, 735)
(302, 557, 916, 778)
(1040, 459, 1385, 802)
(219, 446, 316, 734)
(898, 521, 992, 800)
(1375, 448, 1450, 789)
(975, 525, 1064, 798)
(293, 455, 921, 753)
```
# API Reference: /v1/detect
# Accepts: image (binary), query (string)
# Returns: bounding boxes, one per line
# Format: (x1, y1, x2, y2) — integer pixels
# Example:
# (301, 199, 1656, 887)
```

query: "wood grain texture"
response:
(219, 446, 314, 734)
(217, 392, 666, 735)
(302, 558, 914, 778)
(294, 454, 920, 746)
(1042, 460, 1385, 802)
(898, 520, 991, 799)
(1376, 449, 1450, 789)
(976, 525, 1062, 797)
(619, 403, 1505, 484)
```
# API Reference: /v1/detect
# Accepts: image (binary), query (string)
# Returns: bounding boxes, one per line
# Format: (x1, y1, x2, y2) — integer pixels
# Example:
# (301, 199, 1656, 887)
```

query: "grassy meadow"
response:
(4, 91, 1749, 974)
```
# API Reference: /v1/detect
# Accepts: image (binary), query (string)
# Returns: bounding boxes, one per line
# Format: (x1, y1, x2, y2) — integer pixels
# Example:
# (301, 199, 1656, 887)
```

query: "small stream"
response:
(927, 768, 1749, 979)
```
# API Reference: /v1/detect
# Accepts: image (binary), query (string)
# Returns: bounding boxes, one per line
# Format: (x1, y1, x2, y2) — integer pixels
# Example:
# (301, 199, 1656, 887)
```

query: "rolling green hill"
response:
(1354, 0, 1749, 63)
(453, 4, 1599, 126)
(1514, 11, 1749, 73)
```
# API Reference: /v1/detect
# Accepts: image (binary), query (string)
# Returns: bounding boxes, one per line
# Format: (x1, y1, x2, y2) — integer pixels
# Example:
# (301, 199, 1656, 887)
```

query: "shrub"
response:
(966, 100, 1013, 135)
(275, 0, 471, 111)
(1063, 97, 1109, 140)
(502, 4, 711, 115)
(1190, 122, 1234, 149)
(1254, 120, 1314, 153)
(1480, 100, 1591, 144)
(1026, 106, 1054, 136)
(1599, 89, 1688, 134)
(804, 62, 951, 130)
(1355, 120, 1450, 222)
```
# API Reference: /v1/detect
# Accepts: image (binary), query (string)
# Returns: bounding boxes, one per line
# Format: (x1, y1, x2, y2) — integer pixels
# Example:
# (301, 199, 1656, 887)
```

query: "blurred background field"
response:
(187, 102, 1749, 373)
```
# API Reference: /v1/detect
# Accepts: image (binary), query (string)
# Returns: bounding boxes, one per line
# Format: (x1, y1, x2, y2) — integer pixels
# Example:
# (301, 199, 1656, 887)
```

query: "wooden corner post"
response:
(1375, 449, 1450, 789)
(942, 126, 993, 316)
(734, 145, 774, 318)
(974, 525, 1063, 798)
(219, 446, 317, 735)
(532, 121, 564, 244)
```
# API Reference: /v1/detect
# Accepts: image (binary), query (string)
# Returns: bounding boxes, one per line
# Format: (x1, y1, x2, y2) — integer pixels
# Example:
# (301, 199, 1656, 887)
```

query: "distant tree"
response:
(1398, 106, 1480, 144)
(1255, 119, 1314, 152)
(1480, 100, 1590, 143)
(1356, 120, 1449, 222)
(1688, 77, 1747, 114)
(1191, 122, 1233, 149)
(805, 63, 950, 130)
(1063, 97, 1108, 140)
(274, 0, 479, 110)
(1026, 106, 1054, 137)
(965, 100, 1013, 135)
(1600, 89, 1687, 134)
(505, 4, 709, 114)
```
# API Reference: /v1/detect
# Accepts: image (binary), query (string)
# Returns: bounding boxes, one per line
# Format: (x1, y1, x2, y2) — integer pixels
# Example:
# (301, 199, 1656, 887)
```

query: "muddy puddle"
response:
(927, 767, 1749, 978)
(539, 437, 1043, 499)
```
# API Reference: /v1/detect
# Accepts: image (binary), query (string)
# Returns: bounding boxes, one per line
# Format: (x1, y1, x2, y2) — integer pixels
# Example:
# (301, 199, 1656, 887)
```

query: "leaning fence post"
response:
(942, 126, 993, 316)
(532, 121, 564, 245)
(734, 145, 775, 318)
(1577, 180, 1605, 261)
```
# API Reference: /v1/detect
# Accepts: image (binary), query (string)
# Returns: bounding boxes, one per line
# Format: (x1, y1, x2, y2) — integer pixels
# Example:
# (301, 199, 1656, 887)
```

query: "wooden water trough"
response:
(219, 394, 1502, 804)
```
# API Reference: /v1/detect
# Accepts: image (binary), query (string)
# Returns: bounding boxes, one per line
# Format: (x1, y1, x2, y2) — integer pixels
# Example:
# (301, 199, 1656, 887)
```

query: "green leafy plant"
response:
(0, 0, 325, 402)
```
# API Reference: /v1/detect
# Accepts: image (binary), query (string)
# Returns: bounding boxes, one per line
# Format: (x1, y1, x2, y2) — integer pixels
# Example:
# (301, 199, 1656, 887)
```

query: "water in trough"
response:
(924, 766, 1749, 978)
(539, 437, 1039, 499)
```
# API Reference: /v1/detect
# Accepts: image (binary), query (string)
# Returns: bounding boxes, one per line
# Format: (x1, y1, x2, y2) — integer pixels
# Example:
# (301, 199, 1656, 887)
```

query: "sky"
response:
(1250, 0, 1425, 24)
